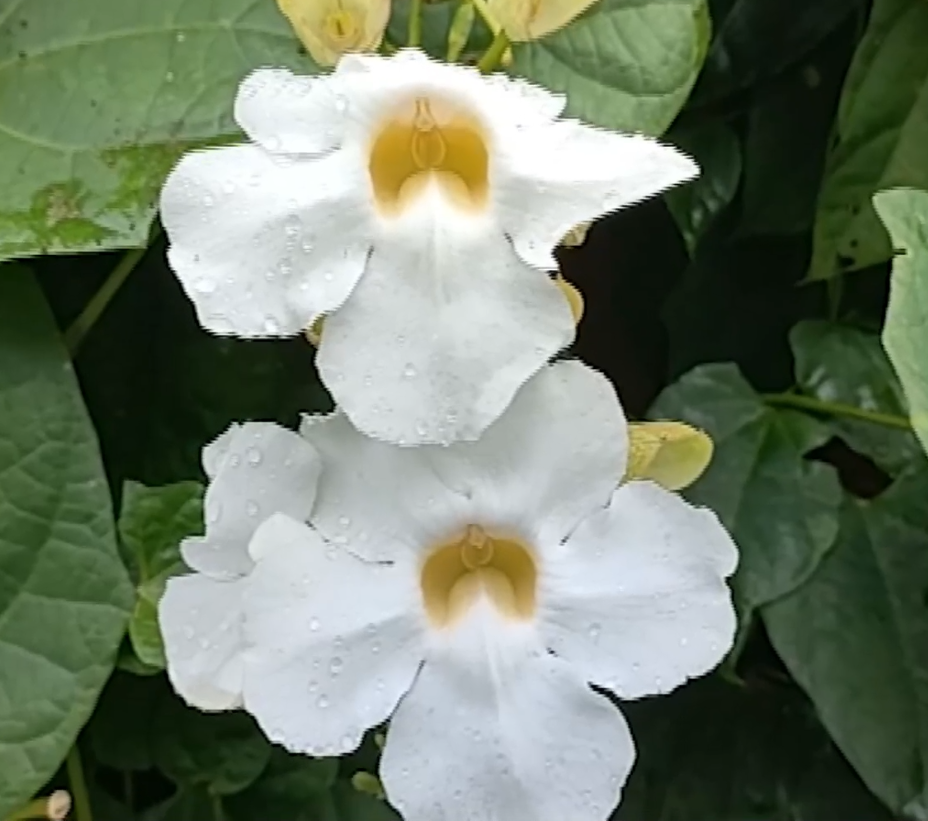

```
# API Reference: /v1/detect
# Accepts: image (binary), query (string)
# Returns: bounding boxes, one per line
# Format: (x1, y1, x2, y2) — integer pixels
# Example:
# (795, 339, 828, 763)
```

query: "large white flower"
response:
(158, 421, 321, 710)
(204, 361, 737, 821)
(160, 51, 697, 446)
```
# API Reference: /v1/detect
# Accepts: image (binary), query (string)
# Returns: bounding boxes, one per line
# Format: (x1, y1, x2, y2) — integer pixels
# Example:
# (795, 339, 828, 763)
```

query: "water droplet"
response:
(247, 447, 263, 466)
(588, 622, 602, 640)
(371, 641, 381, 654)
(263, 316, 280, 334)
(309, 617, 320, 631)
(284, 217, 301, 238)
(176, 32, 186, 43)
(375, 678, 385, 691)
(194, 277, 216, 294)
(207, 502, 222, 524)
(415, 421, 428, 437)
(323, 271, 334, 282)
(301, 239, 314, 254)
(198, 637, 211, 650)
(202, 193, 214, 207)
(317, 694, 330, 709)
(402, 364, 417, 379)
(338, 515, 351, 527)
(334, 95, 348, 112)
(680, 636, 689, 647)
(308, 679, 318, 693)
(165, 71, 175, 83)
(245, 500, 259, 517)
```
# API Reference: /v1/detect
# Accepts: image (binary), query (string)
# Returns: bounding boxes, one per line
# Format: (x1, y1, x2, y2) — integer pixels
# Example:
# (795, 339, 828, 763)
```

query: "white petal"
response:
(159, 573, 247, 711)
(161, 144, 371, 338)
(496, 123, 698, 270)
(241, 515, 424, 756)
(317, 212, 573, 445)
(183, 423, 320, 578)
(235, 69, 346, 156)
(299, 413, 470, 561)
(541, 481, 738, 700)
(426, 360, 628, 547)
(380, 607, 634, 821)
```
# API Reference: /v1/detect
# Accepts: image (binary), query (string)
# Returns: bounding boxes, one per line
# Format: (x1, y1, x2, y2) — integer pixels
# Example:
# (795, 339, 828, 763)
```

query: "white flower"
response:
(222, 360, 736, 821)
(160, 51, 697, 446)
(158, 422, 321, 710)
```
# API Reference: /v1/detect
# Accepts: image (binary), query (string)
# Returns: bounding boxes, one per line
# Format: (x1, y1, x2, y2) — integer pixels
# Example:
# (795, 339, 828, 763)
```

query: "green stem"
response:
(4, 798, 48, 821)
(66, 747, 93, 821)
(763, 392, 912, 430)
(477, 27, 509, 73)
(64, 245, 147, 356)
(407, 0, 423, 47)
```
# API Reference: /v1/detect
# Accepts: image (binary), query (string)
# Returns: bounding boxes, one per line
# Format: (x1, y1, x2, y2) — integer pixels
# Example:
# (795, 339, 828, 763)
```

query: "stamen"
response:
(460, 524, 493, 569)
(410, 98, 447, 169)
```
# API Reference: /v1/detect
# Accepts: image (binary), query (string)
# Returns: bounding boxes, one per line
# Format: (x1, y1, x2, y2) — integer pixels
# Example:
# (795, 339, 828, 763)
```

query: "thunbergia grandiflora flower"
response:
(162, 361, 737, 821)
(159, 422, 321, 710)
(159, 50, 697, 447)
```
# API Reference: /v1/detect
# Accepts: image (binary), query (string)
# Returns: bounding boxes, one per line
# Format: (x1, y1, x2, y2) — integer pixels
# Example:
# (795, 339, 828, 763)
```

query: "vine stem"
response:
(407, 0, 423, 46)
(763, 392, 912, 430)
(477, 27, 510, 73)
(64, 245, 147, 356)
(66, 747, 93, 821)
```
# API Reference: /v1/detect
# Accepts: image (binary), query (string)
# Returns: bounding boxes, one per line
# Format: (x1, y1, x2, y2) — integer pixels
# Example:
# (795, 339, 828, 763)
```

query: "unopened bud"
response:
(624, 421, 713, 491)
(485, 0, 601, 42)
(555, 275, 584, 325)
(304, 315, 325, 347)
(277, 0, 390, 67)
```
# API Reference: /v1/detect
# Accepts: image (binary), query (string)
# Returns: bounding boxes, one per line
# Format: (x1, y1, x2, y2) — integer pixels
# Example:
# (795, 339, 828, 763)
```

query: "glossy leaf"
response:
(0, 266, 133, 817)
(765, 469, 928, 815)
(0, 0, 315, 262)
(808, 0, 928, 280)
(650, 363, 841, 626)
(874, 187, 928, 457)
(509, 0, 711, 135)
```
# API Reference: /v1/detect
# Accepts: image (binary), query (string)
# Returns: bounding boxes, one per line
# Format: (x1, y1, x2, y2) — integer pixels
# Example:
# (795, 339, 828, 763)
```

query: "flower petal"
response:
(183, 423, 321, 578)
(496, 123, 698, 270)
(161, 144, 371, 338)
(234, 69, 347, 156)
(380, 607, 634, 821)
(159, 573, 247, 711)
(241, 514, 424, 756)
(541, 481, 738, 700)
(425, 359, 627, 547)
(317, 213, 574, 445)
(299, 413, 470, 561)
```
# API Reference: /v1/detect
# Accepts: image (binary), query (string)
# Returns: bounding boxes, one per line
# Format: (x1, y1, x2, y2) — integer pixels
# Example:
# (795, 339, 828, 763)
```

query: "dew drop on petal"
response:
(247, 447, 263, 466)
(680, 636, 689, 647)
(193, 277, 216, 294)
(317, 694, 330, 709)
(329, 656, 343, 676)
(207, 502, 222, 524)
(402, 364, 417, 380)
(308, 679, 318, 693)
(245, 500, 259, 517)
(165, 71, 175, 83)
(202, 193, 214, 207)
(334, 95, 348, 112)
(198, 637, 211, 650)
(222, 181, 235, 195)
(309, 617, 320, 631)
(371, 641, 381, 655)
(263, 317, 280, 334)
(588, 622, 602, 640)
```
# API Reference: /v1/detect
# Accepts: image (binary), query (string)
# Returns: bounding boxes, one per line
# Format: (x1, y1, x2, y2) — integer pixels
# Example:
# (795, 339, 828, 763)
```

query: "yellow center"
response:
(420, 525, 537, 628)
(368, 96, 490, 217)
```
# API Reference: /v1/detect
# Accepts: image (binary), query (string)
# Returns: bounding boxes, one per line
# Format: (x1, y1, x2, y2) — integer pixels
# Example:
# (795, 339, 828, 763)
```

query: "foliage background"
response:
(1, 0, 927, 818)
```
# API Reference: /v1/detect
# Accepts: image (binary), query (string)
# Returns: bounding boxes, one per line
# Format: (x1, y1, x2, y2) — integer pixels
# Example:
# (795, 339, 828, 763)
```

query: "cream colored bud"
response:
(304, 315, 325, 347)
(624, 421, 714, 491)
(554, 274, 584, 325)
(277, 0, 390, 67)
(485, 0, 601, 42)
(560, 221, 591, 248)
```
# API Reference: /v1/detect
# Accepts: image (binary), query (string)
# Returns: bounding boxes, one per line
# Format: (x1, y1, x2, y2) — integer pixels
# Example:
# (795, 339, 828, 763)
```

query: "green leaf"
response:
(874, 187, 928, 458)
(152, 694, 271, 796)
(808, 0, 928, 280)
(119, 481, 204, 668)
(790, 320, 921, 473)
(616, 678, 894, 820)
(386, 0, 492, 58)
(650, 363, 841, 628)
(764, 469, 928, 816)
(0, 0, 316, 263)
(509, 0, 710, 135)
(0, 266, 133, 818)
(664, 121, 742, 254)
(226, 749, 339, 821)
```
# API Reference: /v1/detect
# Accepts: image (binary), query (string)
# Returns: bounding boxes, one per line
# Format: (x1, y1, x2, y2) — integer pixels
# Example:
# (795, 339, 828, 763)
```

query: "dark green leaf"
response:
(151, 695, 271, 796)
(664, 121, 742, 254)
(650, 363, 841, 628)
(0, 0, 316, 262)
(0, 266, 133, 817)
(808, 0, 928, 280)
(386, 0, 492, 58)
(765, 468, 928, 815)
(874, 187, 928, 458)
(616, 678, 894, 820)
(118, 481, 203, 667)
(790, 320, 920, 474)
(510, 0, 710, 135)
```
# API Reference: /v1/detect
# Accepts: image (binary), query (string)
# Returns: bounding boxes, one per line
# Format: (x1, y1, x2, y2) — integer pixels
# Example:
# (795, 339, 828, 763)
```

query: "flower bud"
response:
(485, 0, 601, 42)
(277, 0, 390, 67)
(554, 274, 584, 325)
(624, 421, 713, 491)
